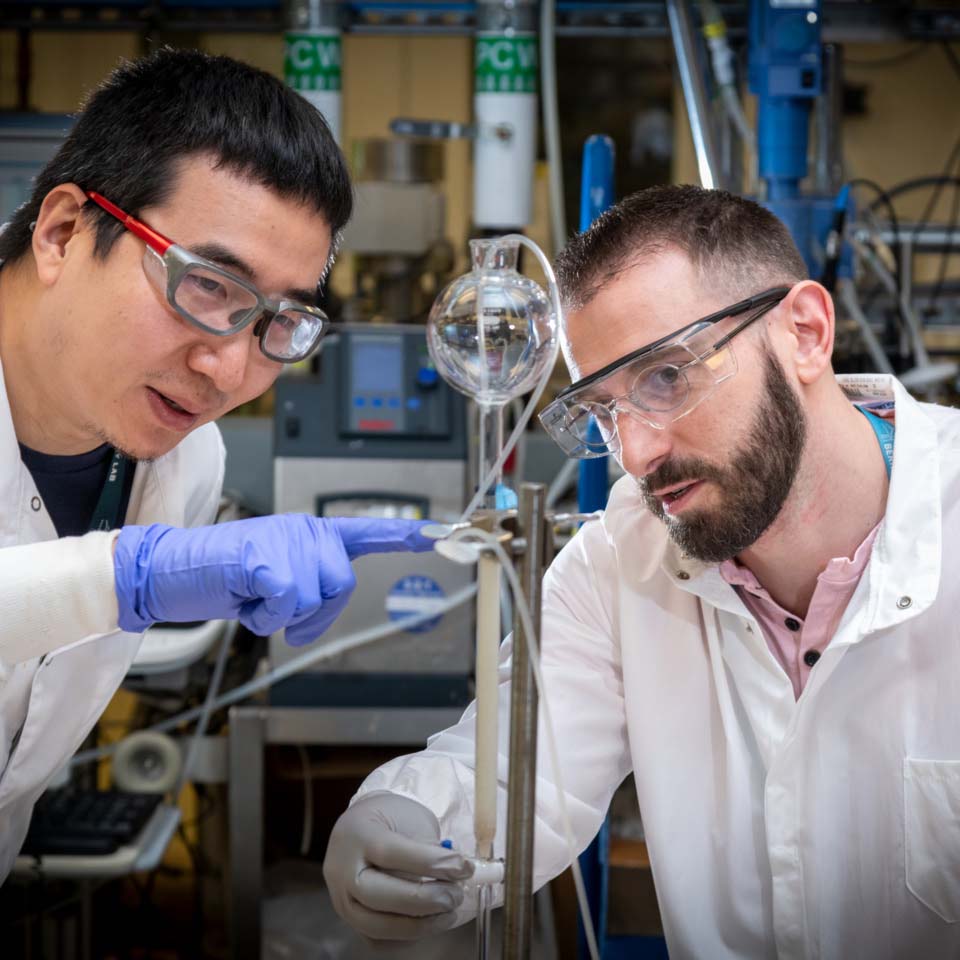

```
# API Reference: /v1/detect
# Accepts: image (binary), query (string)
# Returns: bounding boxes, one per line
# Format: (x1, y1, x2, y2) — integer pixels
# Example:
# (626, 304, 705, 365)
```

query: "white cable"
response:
(448, 528, 601, 960)
(297, 744, 315, 856)
(172, 619, 235, 799)
(540, 0, 567, 254)
(461, 235, 562, 521)
(545, 457, 579, 509)
(70, 584, 477, 768)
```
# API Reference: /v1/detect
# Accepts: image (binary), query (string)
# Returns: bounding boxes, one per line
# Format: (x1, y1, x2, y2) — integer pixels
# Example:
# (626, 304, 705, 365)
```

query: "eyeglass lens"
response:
(143, 250, 322, 361)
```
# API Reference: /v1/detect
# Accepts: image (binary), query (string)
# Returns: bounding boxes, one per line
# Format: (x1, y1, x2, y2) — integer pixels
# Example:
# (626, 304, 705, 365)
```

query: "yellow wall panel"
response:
(843, 43, 959, 220)
(0, 31, 18, 109)
(199, 33, 282, 74)
(29, 32, 139, 112)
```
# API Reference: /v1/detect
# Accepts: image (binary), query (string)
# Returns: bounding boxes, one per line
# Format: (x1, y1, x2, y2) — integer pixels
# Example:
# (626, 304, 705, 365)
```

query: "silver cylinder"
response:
(503, 482, 547, 960)
(666, 0, 722, 190)
(352, 138, 444, 184)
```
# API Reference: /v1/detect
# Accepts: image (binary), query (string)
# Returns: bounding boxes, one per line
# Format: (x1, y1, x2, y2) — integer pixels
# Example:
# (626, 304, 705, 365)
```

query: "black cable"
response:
(879, 175, 960, 204)
(927, 176, 960, 311)
(895, 139, 960, 310)
(861, 140, 960, 318)
(907, 134, 960, 246)
(847, 178, 903, 290)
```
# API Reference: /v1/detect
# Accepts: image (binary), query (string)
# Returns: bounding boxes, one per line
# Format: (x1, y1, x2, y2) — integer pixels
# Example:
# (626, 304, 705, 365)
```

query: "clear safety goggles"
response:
(85, 191, 330, 363)
(539, 287, 790, 459)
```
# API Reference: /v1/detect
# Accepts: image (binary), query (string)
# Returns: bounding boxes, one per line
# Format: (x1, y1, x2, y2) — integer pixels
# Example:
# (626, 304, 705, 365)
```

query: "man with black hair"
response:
(0, 48, 432, 880)
(325, 185, 960, 958)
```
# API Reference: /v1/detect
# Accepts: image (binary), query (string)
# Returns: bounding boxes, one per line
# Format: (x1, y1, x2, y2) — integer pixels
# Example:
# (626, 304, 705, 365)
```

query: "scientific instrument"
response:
(425, 236, 601, 960)
(270, 324, 474, 714)
(428, 236, 556, 510)
(340, 138, 453, 324)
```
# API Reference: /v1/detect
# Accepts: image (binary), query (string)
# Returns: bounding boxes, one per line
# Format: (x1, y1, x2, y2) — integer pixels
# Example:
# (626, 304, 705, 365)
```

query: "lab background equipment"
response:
(270, 323, 474, 711)
(339, 138, 454, 324)
(6, 6, 960, 959)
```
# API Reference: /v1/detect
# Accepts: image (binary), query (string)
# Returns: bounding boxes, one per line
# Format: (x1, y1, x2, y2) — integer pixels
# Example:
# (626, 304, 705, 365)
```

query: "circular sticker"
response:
(386, 575, 447, 634)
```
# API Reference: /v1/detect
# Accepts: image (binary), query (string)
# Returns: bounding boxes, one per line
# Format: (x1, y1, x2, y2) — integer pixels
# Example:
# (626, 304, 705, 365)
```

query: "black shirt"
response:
(19, 442, 134, 537)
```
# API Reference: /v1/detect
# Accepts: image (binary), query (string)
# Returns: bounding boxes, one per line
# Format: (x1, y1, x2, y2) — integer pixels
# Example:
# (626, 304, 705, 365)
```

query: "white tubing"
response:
(474, 553, 502, 859)
(540, 0, 567, 254)
(172, 619, 235, 798)
(71, 584, 478, 768)
(545, 457, 579, 508)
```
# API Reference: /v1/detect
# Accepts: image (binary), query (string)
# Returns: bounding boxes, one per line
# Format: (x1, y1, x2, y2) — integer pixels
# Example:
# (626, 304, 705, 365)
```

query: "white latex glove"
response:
(323, 791, 473, 940)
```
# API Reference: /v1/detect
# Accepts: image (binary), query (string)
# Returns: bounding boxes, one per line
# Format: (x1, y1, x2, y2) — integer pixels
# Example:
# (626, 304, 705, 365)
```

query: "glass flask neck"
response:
(469, 238, 520, 274)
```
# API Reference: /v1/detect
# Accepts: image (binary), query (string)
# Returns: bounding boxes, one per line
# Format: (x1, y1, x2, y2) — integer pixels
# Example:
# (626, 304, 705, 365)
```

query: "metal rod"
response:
(815, 44, 845, 194)
(476, 883, 494, 960)
(228, 707, 266, 960)
(666, 0, 721, 189)
(503, 482, 547, 960)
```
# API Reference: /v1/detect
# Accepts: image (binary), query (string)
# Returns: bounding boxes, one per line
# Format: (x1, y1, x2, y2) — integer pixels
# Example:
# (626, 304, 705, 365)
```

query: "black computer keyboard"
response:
(20, 789, 162, 857)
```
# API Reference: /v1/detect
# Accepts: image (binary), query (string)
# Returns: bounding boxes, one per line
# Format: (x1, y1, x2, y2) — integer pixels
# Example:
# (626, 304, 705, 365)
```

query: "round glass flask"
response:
(427, 238, 556, 410)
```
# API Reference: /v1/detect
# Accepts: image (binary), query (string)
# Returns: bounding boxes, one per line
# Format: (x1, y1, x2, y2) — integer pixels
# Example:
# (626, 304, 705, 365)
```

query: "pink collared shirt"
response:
(719, 522, 881, 699)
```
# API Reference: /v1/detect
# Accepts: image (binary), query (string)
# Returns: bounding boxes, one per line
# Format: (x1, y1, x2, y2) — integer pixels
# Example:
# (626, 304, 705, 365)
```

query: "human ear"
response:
(31, 184, 90, 287)
(781, 281, 835, 385)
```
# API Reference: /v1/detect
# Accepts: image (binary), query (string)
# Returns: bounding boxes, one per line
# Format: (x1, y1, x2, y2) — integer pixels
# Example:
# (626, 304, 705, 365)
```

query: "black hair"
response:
(555, 184, 808, 311)
(0, 47, 352, 273)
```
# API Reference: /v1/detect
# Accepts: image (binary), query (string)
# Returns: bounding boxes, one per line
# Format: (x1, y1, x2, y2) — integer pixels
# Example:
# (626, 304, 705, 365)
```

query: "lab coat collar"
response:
(603, 375, 941, 639)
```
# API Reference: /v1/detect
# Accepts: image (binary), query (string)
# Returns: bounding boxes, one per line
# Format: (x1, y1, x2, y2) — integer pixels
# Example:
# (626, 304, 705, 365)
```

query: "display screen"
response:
(352, 337, 403, 395)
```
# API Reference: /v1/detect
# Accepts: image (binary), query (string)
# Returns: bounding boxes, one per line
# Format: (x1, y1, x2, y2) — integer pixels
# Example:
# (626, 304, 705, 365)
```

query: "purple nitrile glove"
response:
(114, 515, 434, 646)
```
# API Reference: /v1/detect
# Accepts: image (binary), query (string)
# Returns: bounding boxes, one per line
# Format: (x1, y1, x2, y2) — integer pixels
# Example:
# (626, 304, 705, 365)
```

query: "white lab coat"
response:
(0, 353, 225, 882)
(357, 375, 960, 960)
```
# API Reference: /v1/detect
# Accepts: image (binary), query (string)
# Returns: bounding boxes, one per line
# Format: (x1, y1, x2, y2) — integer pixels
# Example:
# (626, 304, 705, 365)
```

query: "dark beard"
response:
(637, 347, 807, 563)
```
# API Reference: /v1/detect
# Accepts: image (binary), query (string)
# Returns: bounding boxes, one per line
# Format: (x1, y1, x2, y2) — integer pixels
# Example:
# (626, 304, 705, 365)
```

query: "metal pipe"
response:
(503, 482, 547, 960)
(666, 0, 721, 190)
(815, 44, 845, 194)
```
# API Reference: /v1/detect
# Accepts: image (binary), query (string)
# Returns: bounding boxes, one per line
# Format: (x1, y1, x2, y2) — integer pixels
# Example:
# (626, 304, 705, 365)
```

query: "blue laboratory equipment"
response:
(747, 0, 845, 281)
(576, 135, 615, 517)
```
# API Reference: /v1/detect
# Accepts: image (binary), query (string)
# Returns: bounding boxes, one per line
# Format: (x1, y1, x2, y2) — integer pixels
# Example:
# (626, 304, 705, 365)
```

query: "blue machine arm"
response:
(577, 135, 615, 516)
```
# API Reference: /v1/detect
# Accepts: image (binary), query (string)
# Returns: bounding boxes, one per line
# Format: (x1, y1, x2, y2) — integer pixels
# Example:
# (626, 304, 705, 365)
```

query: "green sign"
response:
(474, 34, 538, 94)
(285, 31, 342, 93)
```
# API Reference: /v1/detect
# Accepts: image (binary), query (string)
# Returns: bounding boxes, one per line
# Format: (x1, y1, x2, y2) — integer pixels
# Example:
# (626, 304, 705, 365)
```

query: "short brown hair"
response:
(555, 184, 808, 311)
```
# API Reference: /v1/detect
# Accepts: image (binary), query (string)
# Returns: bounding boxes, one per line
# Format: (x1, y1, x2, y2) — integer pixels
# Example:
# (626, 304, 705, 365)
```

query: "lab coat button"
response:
(30, 496, 41, 512)
(676, 570, 690, 581)
(897, 595, 912, 609)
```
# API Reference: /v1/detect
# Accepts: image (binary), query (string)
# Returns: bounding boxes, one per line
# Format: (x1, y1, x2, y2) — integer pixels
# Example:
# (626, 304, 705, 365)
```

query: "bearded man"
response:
(322, 185, 960, 959)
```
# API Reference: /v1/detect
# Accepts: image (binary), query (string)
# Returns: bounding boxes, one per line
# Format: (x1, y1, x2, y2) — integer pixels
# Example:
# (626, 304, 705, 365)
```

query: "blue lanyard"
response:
(858, 407, 894, 478)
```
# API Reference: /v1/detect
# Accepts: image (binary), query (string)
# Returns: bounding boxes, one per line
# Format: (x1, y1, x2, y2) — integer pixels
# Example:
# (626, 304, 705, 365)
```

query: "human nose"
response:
(185, 330, 255, 394)
(613, 408, 673, 480)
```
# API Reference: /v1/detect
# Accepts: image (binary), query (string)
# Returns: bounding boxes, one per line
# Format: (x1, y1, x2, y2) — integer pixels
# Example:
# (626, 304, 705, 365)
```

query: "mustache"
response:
(143, 373, 228, 411)
(636, 456, 726, 495)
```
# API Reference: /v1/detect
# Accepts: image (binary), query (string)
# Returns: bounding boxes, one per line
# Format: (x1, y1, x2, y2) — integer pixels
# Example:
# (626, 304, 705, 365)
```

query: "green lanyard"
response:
(87, 450, 132, 532)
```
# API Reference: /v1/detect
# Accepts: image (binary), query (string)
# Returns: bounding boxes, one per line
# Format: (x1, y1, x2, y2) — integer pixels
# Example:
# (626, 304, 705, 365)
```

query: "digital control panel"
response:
(343, 330, 448, 438)
(273, 324, 467, 461)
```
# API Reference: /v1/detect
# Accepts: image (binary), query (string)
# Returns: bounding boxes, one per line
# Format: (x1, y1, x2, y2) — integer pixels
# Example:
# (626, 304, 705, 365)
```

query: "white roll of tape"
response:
(112, 731, 182, 795)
